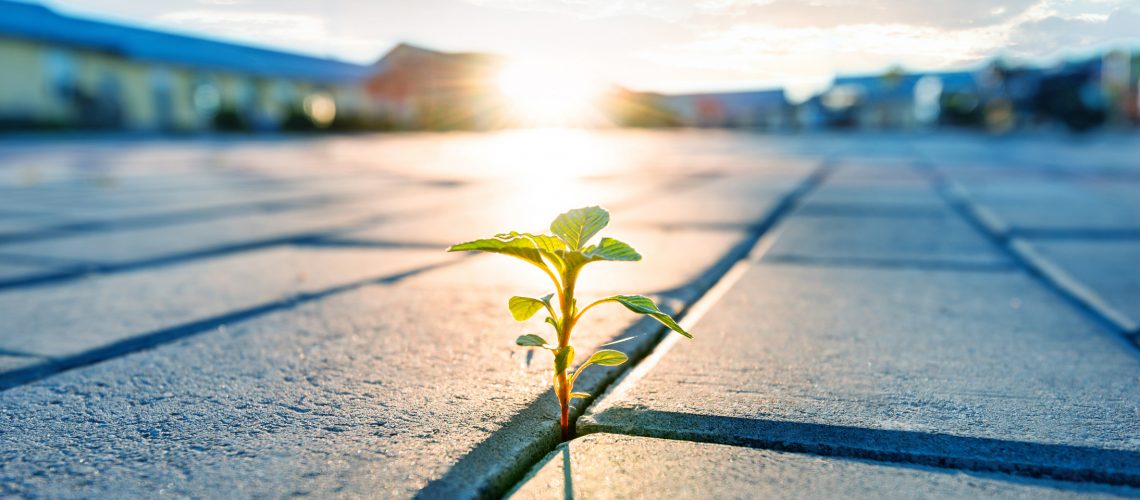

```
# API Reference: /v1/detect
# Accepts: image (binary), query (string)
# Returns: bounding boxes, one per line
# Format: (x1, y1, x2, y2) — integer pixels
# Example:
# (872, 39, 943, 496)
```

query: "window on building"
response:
(42, 49, 75, 100)
(192, 76, 221, 119)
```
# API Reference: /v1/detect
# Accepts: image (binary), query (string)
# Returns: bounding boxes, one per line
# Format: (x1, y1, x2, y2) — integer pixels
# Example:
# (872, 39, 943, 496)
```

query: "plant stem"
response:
(556, 370, 571, 440)
(555, 265, 581, 441)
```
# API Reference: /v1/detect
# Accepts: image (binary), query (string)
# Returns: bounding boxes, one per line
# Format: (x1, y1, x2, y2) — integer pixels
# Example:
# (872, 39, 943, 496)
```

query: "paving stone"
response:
(0, 355, 42, 373)
(1024, 239, 1140, 328)
(511, 434, 1139, 499)
(765, 212, 1012, 269)
(582, 264, 1140, 484)
(0, 247, 454, 363)
(619, 173, 808, 227)
(329, 177, 663, 246)
(0, 207, 383, 265)
(0, 276, 655, 498)
(948, 178, 1140, 233)
(0, 260, 70, 282)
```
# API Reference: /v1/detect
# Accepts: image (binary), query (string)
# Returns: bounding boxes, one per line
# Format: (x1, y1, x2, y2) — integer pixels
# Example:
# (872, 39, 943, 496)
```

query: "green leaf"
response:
(545, 316, 560, 332)
(448, 234, 546, 270)
(569, 392, 591, 399)
(497, 232, 566, 255)
(585, 237, 641, 262)
(552, 237, 641, 275)
(496, 231, 569, 273)
(583, 349, 629, 366)
(515, 334, 553, 348)
(608, 295, 694, 339)
(550, 206, 609, 250)
(568, 349, 629, 386)
(554, 345, 575, 375)
(508, 294, 552, 321)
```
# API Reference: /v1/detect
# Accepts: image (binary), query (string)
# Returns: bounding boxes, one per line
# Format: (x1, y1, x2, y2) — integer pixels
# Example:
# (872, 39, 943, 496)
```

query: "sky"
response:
(28, 0, 1140, 98)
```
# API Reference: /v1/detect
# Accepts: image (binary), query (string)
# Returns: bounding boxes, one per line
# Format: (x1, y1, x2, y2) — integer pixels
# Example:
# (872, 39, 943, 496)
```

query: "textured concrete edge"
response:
(502, 438, 575, 499)
(574, 417, 1140, 488)
(422, 160, 835, 499)
(927, 173, 1140, 350)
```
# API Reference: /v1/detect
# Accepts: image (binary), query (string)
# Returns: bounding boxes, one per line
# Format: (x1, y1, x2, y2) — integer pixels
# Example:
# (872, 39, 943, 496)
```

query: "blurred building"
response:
(659, 90, 789, 129)
(0, 0, 369, 132)
(362, 43, 503, 130)
(813, 69, 977, 130)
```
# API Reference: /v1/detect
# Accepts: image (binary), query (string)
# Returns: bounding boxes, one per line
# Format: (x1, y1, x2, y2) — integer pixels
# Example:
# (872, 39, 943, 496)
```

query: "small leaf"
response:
(448, 234, 547, 270)
(609, 295, 693, 339)
(568, 349, 630, 386)
(583, 349, 629, 366)
(508, 295, 550, 321)
(496, 232, 568, 272)
(545, 316, 560, 332)
(516, 334, 552, 348)
(569, 392, 591, 399)
(585, 237, 641, 261)
(554, 346, 575, 375)
(550, 206, 609, 250)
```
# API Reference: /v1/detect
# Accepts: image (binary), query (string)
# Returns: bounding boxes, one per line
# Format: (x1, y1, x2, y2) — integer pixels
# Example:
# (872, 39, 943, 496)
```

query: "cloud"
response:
(155, 9, 388, 62)
(1004, 5, 1140, 56)
(722, 0, 1044, 29)
(464, 0, 710, 21)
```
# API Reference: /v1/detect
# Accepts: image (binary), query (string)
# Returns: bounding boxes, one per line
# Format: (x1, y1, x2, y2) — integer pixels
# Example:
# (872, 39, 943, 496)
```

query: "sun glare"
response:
(496, 63, 605, 126)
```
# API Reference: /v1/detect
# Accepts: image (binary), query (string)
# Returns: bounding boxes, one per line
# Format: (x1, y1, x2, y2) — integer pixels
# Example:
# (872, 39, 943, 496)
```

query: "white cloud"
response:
(155, 9, 387, 62)
(41, 0, 1140, 93)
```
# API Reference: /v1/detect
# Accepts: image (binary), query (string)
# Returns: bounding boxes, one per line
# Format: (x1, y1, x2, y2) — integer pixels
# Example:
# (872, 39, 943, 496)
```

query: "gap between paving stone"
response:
(0, 256, 470, 390)
(417, 161, 835, 499)
(0, 215, 390, 290)
(0, 193, 351, 244)
(924, 165, 1140, 350)
(762, 254, 1017, 273)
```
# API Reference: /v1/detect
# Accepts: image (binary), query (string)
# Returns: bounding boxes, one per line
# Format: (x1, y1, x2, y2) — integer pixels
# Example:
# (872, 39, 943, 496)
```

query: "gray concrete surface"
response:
(0, 280, 644, 497)
(581, 264, 1140, 483)
(0, 247, 454, 363)
(2, 131, 1139, 498)
(1017, 239, 1140, 331)
(511, 434, 1140, 499)
(766, 213, 1012, 269)
(0, 130, 821, 497)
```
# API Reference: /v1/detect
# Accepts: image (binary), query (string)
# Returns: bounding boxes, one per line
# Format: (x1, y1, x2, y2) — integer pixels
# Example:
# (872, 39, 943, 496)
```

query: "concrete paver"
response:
(944, 175, 1140, 233)
(0, 260, 69, 282)
(0, 247, 453, 366)
(582, 263, 1140, 483)
(1021, 239, 1140, 329)
(620, 174, 806, 227)
(766, 213, 1011, 268)
(511, 433, 1140, 499)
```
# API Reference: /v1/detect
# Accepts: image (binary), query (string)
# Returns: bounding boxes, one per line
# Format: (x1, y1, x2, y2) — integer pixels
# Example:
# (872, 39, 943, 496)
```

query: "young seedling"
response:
(448, 206, 692, 440)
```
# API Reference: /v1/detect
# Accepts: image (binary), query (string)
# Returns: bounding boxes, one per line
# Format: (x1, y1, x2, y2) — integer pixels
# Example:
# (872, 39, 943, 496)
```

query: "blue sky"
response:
(28, 0, 1140, 97)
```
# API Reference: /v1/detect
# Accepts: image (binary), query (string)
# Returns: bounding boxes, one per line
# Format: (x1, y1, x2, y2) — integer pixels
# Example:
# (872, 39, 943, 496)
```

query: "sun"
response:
(496, 62, 605, 126)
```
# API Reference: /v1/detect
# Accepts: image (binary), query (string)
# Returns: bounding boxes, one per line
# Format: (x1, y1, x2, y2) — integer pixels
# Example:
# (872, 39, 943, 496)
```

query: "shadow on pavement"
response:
(580, 409, 1140, 487)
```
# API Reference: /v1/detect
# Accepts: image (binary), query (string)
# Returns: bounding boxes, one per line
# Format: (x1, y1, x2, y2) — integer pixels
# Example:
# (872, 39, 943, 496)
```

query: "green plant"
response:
(448, 206, 692, 439)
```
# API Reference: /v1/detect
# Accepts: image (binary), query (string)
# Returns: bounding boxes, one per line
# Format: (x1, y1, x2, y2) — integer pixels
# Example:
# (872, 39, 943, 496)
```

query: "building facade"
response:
(0, 0, 369, 132)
